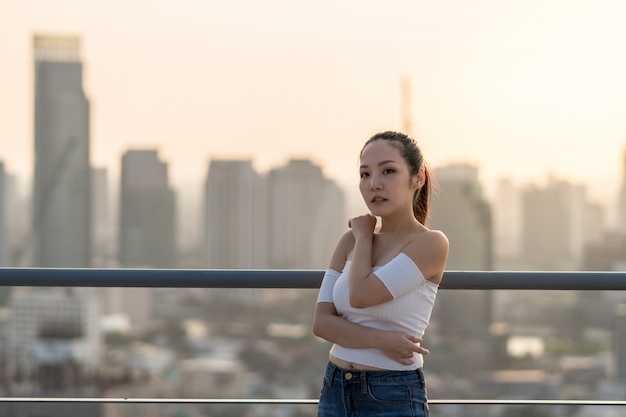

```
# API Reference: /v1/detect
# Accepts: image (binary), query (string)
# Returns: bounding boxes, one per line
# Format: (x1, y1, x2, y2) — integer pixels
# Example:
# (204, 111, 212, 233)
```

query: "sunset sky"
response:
(1, 0, 626, 210)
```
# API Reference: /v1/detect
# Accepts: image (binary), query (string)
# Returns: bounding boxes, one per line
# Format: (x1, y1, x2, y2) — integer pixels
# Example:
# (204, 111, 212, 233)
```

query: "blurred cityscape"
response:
(0, 33, 626, 417)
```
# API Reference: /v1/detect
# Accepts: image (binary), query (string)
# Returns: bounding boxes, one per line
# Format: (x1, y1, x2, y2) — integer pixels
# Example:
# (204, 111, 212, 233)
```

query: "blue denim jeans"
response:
(317, 361, 429, 417)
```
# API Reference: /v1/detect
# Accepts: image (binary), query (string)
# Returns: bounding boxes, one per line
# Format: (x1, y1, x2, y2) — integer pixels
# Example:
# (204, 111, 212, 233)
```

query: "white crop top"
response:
(316, 252, 438, 370)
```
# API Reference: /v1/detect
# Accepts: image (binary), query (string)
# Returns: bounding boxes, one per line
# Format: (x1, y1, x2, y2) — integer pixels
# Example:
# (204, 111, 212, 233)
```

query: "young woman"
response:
(313, 131, 449, 417)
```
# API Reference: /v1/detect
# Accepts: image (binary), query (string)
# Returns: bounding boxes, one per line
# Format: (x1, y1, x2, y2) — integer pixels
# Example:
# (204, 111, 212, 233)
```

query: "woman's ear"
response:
(413, 167, 426, 190)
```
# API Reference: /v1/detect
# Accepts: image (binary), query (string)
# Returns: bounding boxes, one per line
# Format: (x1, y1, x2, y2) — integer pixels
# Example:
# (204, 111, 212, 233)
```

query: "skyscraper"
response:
(521, 176, 586, 270)
(430, 163, 493, 270)
(119, 149, 176, 268)
(91, 167, 114, 266)
(428, 163, 494, 370)
(617, 143, 626, 235)
(203, 159, 267, 268)
(267, 159, 346, 269)
(493, 177, 522, 268)
(0, 161, 6, 267)
(32, 34, 91, 267)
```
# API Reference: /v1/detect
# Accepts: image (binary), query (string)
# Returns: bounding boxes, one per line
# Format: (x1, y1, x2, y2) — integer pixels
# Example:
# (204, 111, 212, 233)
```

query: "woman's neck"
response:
(378, 212, 420, 235)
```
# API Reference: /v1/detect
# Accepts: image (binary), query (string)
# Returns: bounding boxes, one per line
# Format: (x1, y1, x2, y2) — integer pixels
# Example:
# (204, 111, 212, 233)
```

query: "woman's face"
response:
(359, 140, 419, 217)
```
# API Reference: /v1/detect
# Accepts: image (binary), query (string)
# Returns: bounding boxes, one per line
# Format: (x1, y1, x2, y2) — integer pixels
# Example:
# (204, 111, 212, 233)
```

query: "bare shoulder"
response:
(337, 228, 356, 249)
(421, 229, 449, 251)
(403, 229, 449, 283)
(328, 229, 355, 271)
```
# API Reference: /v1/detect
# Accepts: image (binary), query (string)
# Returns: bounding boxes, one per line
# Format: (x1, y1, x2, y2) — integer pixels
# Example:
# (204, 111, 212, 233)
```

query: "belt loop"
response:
(360, 370, 367, 394)
(328, 362, 337, 386)
(416, 368, 424, 385)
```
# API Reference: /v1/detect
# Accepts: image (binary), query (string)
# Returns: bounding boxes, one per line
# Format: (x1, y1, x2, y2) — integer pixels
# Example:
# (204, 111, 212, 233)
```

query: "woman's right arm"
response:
(313, 302, 426, 365)
(312, 230, 427, 365)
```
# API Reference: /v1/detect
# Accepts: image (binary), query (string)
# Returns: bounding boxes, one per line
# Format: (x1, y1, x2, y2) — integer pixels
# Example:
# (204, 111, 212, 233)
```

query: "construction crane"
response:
(401, 76, 414, 138)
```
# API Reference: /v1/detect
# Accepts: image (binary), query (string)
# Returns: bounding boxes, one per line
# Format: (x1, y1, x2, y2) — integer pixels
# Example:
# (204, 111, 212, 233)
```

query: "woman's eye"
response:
(360, 172, 369, 178)
(383, 169, 395, 174)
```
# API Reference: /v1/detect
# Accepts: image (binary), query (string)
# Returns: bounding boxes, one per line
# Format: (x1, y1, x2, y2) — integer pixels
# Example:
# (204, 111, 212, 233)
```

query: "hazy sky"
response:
(2, 0, 626, 206)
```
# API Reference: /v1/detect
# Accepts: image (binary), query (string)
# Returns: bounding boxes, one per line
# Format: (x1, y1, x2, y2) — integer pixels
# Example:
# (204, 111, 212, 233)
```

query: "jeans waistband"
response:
(324, 361, 425, 386)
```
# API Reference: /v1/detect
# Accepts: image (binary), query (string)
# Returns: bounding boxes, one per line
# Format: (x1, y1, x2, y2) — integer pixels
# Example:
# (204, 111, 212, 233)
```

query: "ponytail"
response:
(413, 163, 431, 225)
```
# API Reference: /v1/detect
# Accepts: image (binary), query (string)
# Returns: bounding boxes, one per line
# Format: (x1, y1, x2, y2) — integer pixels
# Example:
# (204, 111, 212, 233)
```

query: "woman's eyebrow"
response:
(359, 160, 397, 169)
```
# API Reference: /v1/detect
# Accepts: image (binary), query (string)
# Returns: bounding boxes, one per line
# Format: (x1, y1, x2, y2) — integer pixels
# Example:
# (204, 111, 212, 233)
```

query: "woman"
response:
(313, 131, 449, 417)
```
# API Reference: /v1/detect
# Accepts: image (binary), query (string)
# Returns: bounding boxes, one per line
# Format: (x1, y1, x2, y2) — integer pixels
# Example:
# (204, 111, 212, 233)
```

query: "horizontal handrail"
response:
(1, 268, 626, 290)
(0, 397, 625, 406)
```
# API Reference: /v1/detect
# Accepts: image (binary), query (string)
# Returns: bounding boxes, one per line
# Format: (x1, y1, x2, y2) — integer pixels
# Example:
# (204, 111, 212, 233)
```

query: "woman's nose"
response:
(370, 175, 383, 190)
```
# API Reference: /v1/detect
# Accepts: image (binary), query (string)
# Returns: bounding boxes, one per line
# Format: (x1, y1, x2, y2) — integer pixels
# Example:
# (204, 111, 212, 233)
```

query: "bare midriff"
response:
(329, 355, 387, 371)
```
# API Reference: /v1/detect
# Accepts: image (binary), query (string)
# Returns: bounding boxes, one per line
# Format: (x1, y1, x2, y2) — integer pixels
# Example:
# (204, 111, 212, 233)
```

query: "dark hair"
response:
(361, 131, 432, 225)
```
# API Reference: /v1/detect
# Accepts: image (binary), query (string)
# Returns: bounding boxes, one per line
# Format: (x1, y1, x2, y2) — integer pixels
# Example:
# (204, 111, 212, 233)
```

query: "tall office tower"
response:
(91, 167, 114, 266)
(4, 174, 30, 267)
(203, 159, 267, 269)
(617, 143, 626, 235)
(267, 159, 346, 269)
(119, 149, 176, 268)
(430, 163, 493, 270)
(521, 176, 586, 270)
(583, 147, 626, 272)
(492, 177, 522, 269)
(0, 161, 6, 267)
(428, 163, 494, 371)
(32, 34, 91, 267)
(582, 143, 625, 272)
(584, 201, 606, 246)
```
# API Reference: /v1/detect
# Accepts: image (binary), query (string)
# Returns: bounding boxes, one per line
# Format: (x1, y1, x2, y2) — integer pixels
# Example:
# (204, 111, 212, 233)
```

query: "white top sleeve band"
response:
(372, 252, 426, 298)
(316, 268, 341, 303)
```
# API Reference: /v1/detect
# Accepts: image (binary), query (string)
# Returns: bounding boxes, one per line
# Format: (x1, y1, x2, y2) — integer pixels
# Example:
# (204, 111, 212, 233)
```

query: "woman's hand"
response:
(374, 331, 429, 365)
(347, 213, 392, 308)
(348, 214, 377, 240)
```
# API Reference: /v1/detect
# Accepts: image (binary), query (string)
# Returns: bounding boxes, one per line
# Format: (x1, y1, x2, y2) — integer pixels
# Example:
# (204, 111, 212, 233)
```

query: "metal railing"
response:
(3, 268, 626, 290)
(1, 268, 626, 410)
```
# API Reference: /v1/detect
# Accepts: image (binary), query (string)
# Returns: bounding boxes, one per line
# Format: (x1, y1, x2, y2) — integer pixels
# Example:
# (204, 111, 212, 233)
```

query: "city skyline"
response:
(1, 0, 626, 208)
(2, 4, 626, 409)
